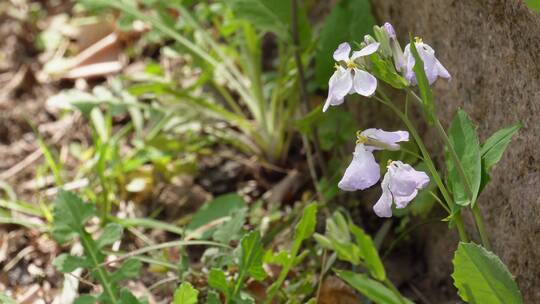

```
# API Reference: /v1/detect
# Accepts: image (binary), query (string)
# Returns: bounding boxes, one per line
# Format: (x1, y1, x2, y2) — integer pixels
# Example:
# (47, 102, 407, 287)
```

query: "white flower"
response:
(338, 129, 409, 191)
(323, 42, 380, 112)
(373, 161, 430, 218)
(403, 39, 451, 85)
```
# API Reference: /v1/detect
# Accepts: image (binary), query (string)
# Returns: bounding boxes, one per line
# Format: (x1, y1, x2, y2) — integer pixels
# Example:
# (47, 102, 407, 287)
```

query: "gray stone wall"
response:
(373, 0, 540, 302)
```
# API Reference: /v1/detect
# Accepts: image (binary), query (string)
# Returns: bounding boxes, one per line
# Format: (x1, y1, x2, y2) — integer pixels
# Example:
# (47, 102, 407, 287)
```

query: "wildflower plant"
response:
(322, 22, 523, 303)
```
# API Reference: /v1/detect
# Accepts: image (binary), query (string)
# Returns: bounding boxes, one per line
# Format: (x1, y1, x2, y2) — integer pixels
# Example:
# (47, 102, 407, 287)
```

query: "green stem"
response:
(408, 91, 491, 247)
(471, 204, 491, 250)
(375, 92, 469, 242)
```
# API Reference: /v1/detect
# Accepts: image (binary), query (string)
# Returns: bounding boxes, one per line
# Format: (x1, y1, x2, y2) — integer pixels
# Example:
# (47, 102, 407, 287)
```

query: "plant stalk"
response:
(375, 92, 469, 242)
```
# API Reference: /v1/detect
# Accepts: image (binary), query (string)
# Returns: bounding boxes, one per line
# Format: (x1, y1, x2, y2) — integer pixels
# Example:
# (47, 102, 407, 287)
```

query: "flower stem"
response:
(471, 204, 491, 250)
(375, 92, 469, 242)
(408, 90, 492, 248)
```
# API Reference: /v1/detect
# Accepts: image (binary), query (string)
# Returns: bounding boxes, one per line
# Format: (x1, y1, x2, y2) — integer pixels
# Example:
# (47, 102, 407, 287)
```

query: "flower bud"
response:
(373, 25, 392, 57)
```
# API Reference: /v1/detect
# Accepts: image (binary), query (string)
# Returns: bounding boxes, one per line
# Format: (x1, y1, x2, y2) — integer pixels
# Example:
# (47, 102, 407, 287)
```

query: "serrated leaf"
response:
(315, 0, 375, 87)
(447, 110, 481, 206)
(96, 223, 123, 249)
(173, 282, 199, 304)
(53, 254, 91, 273)
(239, 231, 267, 281)
(52, 190, 96, 244)
(110, 259, 142, 283)
(208, 268, 230, 296)
(349, 224, 386, 281)
(452, 242, 523, 304)
(336, 270, 413, 304)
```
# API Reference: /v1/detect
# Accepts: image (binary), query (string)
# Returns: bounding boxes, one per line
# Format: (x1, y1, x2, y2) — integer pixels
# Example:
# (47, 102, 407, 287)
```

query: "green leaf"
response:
(53, 254, 91, 273)
(479, 124, 521, 193)
(73, 295, 98, 304)
(173, 282, 199, 304)
(110, 259, 142, 283)
(336, 271, 412, 304)
(119, 290, 143, 304)
(293, 202, 318, 246)
(333, 242, 361, 265)
(315, 0, 375, 87)
(208, 268, 230, 296)
(349, 224, 386, 281)
(96, 223, 124, 249)
(224, 0, 310, 45)
(0, 293, 18, 304)
(187, 193, 246, 239)
(212, 208, 246, 244)
(481, 124, 521, 170)
(205, 291, 221, 304)
(452, 242, 523, 304)
(408, 36, 435, 121)
(238, 231, 267, 281)
(52, 190, 96, 244)
(368, 53, 408, 89)
(447, 110, 482, 206)
(526, 0, 540, 12)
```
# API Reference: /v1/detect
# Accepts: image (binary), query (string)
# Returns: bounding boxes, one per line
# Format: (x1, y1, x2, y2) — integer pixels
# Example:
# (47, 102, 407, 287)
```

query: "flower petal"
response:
(383, 22, 396, 40)
(361, 128, 409, 151)
(338, 144, 381, 191)
(351, 42, 380, 60)
(436, 60, 451, 79)
(373, 174, 393, 217)
(333, 42, 351, 62)
(352, 69, 377, 97)
(387, 161, 430, 208)
(323, 67, 352, 112)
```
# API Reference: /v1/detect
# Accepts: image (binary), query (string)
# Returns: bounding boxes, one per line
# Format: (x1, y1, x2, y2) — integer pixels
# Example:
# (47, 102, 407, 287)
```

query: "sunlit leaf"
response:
(452, 242, 523, 304)
(173, 282, 199, 304)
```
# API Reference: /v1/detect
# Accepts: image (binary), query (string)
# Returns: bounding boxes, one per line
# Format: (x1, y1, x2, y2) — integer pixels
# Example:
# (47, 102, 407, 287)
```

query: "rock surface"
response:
(373, 0, 540, 302)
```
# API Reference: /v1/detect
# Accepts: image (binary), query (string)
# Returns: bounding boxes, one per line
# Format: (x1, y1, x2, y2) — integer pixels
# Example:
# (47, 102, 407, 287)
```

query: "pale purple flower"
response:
(383, 22, 406, 73)
(359, 128, 409, 151)
(338, 144, 381, 191)
(323, 42, 380, 112)
(403, 40, 451, 85)
(338, 129, 410, 191)
(383, 22, 396, 40)
(373, 161, 430, 218)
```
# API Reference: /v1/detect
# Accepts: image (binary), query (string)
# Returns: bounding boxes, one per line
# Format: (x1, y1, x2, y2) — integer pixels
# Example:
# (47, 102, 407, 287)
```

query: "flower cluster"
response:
(322, 22, 452, 217)
(323, 22, 450, 112)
